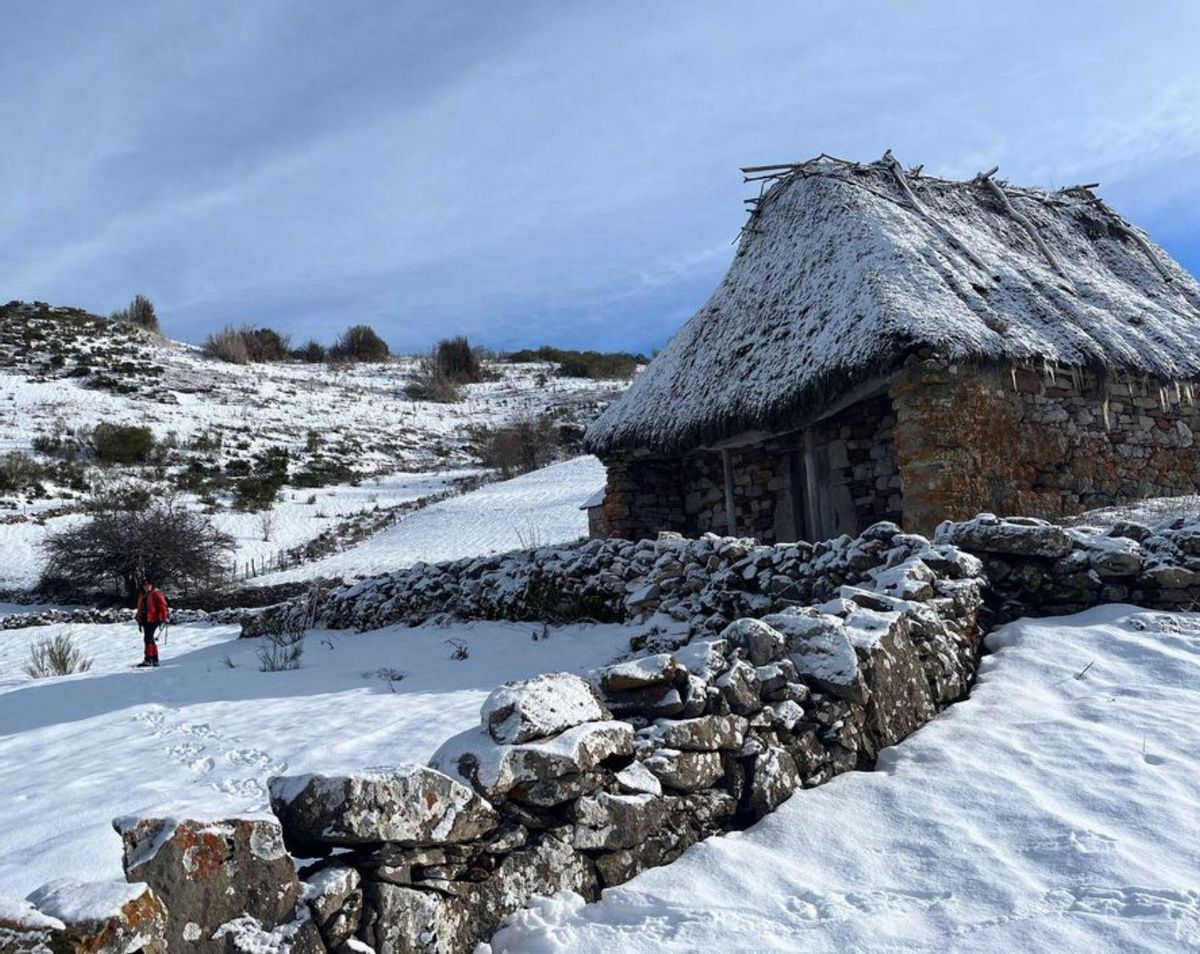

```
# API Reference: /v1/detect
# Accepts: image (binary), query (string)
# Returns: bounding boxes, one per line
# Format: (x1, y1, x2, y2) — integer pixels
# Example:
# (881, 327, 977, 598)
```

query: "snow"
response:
(0, 617, 633, 897)
(257, 456, 603, 583)
(488, 605, 1200, 952)
(24, 878, 147, 924)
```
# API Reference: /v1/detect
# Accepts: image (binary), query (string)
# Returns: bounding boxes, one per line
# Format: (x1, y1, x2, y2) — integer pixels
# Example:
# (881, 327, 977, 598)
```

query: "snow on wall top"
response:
(586, 154, 1200, 456)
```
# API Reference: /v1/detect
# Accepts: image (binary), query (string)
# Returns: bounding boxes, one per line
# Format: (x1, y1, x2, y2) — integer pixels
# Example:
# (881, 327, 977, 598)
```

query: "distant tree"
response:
(294, 339, 327, 363)
(241, 326, 292, 362)
(40, 493, 235, 600)
(329, 325, 390, 363)
(111, 294, 161, 334)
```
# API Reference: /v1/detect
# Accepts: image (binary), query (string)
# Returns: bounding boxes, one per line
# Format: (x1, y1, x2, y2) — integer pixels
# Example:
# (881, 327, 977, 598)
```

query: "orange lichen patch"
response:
(179, 828, 231, 880)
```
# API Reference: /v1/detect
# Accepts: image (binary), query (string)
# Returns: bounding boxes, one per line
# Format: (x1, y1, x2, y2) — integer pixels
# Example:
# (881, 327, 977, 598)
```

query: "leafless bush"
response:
(434, 336, 484, 382)
(403, 356, 461, 403)
(24, 631, 93, 678)
(446, 638, 470, 660)
(257, 583, 321, 672)
(476, 412, 560, 477)
(40, 490, 235, 600)
(258, 509, 277, 542)
(375, 667, 408, 692)
(202, 326, 251, 364)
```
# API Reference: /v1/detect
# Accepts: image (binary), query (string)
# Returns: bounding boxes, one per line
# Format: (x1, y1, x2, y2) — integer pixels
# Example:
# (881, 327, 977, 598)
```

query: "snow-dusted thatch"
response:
(586, 154, 1200, 456)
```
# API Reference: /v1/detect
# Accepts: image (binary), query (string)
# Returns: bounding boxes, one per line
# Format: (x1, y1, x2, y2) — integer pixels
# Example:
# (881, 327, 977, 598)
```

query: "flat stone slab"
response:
(269, 765, 499, 849)
(481, 672, 609, 745)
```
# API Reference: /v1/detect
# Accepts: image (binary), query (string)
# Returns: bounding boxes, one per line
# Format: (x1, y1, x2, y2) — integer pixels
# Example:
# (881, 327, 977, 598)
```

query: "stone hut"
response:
(585, 153, 1200, 541)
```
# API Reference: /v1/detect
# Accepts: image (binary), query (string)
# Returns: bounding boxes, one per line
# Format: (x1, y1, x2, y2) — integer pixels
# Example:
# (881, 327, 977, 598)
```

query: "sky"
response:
(2, 1, 1200, 354)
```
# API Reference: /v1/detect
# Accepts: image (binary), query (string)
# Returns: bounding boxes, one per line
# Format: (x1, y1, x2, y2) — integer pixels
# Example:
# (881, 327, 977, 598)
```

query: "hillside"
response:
(0, 301, 622, 594)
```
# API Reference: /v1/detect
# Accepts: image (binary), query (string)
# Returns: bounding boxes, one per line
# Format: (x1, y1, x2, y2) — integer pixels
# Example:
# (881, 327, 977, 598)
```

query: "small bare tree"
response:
(258, 509, 277, 542)
(24, 631, 93, 678)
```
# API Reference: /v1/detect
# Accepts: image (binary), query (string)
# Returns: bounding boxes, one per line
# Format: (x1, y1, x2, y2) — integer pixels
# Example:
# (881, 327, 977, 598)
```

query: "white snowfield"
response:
(488, 606, 1200, 953)
(258, 456, 604, 583)
(0, 617, 635, 897)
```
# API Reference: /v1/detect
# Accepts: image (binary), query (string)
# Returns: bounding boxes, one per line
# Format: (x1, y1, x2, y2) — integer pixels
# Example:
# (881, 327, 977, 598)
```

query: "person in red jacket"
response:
(135, 580, 169, 668)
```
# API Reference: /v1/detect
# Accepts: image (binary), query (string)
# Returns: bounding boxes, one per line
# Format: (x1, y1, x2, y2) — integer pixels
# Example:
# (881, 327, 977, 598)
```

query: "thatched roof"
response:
(586, 153, 1200, 457)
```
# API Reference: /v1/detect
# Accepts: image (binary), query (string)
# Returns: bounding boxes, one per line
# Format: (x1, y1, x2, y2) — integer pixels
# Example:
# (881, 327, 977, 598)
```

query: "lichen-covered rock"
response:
(269, 766, 499, 852)
(214, 913, 326, 954)
(642, 714, 748, 752)
(18, 880, 168, 954)
(480, 673, 609, 745)
(642, 749, 724, 792)
(613, 760, 662, 796)
(429, 721, 635, 803)
(305, 865, 362, 949)
(714, 659, 762, 715)
(720, 618, 786, 666)
(0, 897, 62, 954)
(747, 747, 799, 818)
(113, 816, 300, 954)
(572, 793, 668, 850)
(941, 514, 1072, 558)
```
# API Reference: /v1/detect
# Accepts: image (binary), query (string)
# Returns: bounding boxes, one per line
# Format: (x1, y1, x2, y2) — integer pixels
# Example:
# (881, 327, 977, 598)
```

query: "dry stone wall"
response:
(9, 514, 1200, 954)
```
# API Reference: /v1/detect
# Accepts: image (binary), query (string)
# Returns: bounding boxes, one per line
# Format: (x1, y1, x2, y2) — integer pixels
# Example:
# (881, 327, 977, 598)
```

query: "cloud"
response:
(2, 0, 1199, 352)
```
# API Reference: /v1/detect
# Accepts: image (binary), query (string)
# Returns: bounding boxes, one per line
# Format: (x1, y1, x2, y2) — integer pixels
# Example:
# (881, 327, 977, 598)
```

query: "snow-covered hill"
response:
(0, 302, 621, 592)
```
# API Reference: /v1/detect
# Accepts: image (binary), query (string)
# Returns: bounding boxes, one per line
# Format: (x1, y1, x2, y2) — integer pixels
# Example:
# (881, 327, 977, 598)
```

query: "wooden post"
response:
(721, 449, 738, 537)
(803, 429, 822, 541)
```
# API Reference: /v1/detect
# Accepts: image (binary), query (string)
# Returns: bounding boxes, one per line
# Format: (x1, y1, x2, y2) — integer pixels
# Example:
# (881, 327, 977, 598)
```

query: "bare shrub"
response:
(257, 584, 320, 672)
(0, 451, 48, 495)
(475, 412, 559, 477)
(24, 631, 93, 678)
(40, 491, 235, 600)
(329, 325, 389, 363)
(403, 356, 461, 403)
(258, 509, 277, 542)
(202, 326, 250, 364)
(446, 638, 470, 661)
(375, 667, 408, 692)
(295, 340, 327, 363)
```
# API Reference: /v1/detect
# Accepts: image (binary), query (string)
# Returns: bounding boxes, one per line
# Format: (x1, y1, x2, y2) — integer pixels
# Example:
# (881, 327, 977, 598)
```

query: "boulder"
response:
(20, 880, 168, 954)
(714, 660, 762, 715)
(1144, 564, 1200, 589)
(305, 865, 362, 948)
(595, 654, 685, 693)
(613, 760, 662, 797)
(642, 749, 724, 792)
(113, 816, 301, 954)
(762, 609, 867, 704)
(670, 639, 729, 682)
(269, 766, 499, 852)
(720, 618, 786, 666)
(480, 673, 608, 745)
(573, 793, 668, 850)
(945, 515, 1072, 558)
(429, 721, 635, 802)
(747, 747, 799, 818)
(0, 897, 63, 954)
(213, 913, 325, 953)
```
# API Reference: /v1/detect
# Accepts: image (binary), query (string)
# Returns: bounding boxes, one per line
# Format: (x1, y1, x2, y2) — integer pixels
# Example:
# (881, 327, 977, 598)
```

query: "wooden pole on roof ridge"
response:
(975, 168, 1066, 277)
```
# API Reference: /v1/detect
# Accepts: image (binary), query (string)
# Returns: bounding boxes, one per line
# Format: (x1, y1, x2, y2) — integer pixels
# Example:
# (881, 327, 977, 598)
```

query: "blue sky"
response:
(3, 1, 1199, 353)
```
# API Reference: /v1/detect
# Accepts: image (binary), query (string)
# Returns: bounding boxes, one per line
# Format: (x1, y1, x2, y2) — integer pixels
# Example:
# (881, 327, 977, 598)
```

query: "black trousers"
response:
(142, 622, 160, 659)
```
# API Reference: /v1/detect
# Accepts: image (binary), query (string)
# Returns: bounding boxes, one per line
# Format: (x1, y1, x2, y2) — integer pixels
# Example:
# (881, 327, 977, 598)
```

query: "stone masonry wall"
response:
(603, 393, 901, 545)
(892, 357, 1200, 535)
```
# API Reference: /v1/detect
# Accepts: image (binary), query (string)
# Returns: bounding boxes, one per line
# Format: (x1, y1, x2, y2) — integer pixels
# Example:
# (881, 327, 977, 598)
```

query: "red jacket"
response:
(137, 589, 169, 624)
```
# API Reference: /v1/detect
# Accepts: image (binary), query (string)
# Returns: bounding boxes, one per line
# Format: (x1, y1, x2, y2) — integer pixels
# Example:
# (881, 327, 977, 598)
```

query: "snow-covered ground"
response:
(0, 617, 634, 897)
(258, 456, 603, 583)
(488, 606, 1200, 953)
